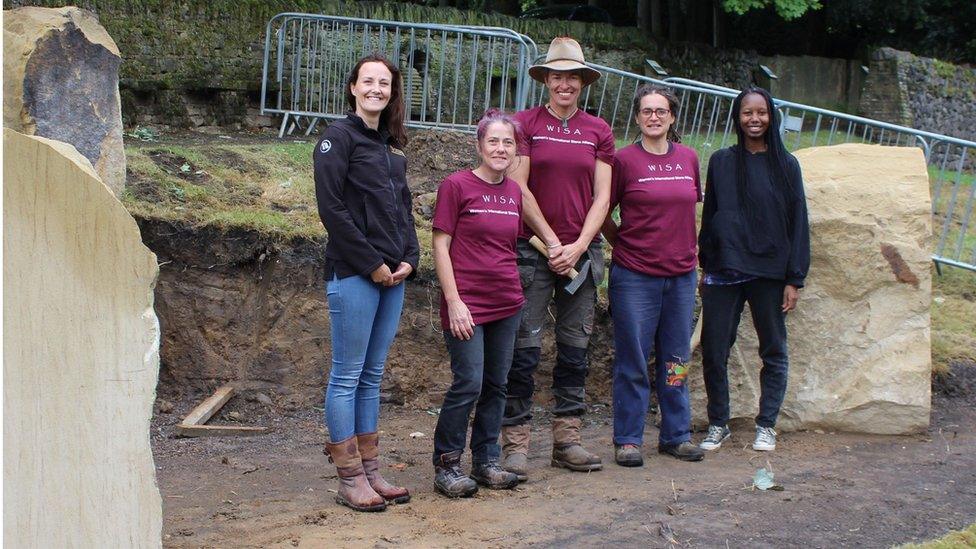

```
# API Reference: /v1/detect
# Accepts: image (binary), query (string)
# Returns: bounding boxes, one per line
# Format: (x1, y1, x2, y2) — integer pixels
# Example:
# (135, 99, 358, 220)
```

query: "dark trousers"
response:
(433, 312, 521, 464)
(503, 239, 602, 426)
(700, 278, 789, 428)
(609, 266, 696, 446)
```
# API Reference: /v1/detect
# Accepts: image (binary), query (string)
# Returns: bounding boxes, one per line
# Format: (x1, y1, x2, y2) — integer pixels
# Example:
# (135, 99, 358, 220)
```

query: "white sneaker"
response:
(752, 426, 777, 451)
(699, 425, 731, 450)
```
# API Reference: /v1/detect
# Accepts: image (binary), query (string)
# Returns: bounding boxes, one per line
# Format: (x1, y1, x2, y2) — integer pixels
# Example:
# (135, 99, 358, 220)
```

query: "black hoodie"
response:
(313, 114, 420, 280)
(698, 146, 810, 287)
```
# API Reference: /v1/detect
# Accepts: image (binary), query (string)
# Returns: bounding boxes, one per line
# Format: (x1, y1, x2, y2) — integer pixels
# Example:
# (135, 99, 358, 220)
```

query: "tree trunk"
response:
(668, 0, 681, 42)
(686, 0, 700, 42)
(651, 0, 664, 37)
(637, 0, 650, 34)
(712, 0, 726, 47)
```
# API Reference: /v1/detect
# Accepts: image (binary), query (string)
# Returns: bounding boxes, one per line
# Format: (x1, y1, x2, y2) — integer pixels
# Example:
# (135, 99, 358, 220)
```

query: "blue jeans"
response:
(609, 265, 696, 446)
(700, 278, 788, 428)
(325, 274, 405, 442)
(433, 312, 520, 464)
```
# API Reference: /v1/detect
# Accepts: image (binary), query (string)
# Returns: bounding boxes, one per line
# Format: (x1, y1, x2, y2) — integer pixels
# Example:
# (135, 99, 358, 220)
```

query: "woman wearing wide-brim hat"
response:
(500, 37, 615, 482)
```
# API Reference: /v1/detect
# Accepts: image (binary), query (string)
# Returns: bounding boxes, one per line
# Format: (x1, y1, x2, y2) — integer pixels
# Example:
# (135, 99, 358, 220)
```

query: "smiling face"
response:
(739, 92, 771, 141)
(477, 121, 517, 173)
(636, 92, 675, 142)
(545, 70, 582, 111)
(349, 61, 393, 119)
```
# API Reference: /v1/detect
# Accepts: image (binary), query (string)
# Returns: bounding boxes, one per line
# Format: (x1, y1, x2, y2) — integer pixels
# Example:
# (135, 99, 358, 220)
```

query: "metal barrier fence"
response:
(534, 63, 975, 272)
(260, 13, 974, 272)
(261, 13, 538, 136)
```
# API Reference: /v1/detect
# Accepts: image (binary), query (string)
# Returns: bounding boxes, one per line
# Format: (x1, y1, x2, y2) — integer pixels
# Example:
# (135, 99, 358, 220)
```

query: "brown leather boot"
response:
(551, 417, 603, 472)
(358, 432, 411, 504)
(500, 424, 530, 482)
(324, 436, 386, 512)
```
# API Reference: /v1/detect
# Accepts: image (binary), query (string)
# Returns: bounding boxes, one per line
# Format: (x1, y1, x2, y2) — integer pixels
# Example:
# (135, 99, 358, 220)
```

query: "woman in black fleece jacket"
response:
(697, 87, 810, 453)
(314, 54, 419, 512)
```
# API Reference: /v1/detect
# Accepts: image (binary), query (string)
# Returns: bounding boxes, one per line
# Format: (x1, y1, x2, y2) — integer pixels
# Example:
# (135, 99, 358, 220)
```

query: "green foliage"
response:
(722, 0, 822, 20)
(822, 0, 976, 64)
(932, 59, 957, 80)
(126, 126, 160, 142)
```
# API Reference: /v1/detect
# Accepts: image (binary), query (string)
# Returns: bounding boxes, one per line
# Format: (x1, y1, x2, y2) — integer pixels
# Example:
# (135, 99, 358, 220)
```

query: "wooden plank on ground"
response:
(176, 383, 270, 438)
(180, 384, 234, 426)
(175, 424, 269, 437)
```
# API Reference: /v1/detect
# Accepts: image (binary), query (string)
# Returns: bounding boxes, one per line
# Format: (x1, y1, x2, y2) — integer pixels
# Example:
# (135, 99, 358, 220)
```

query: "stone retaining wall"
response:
(860, 47, 976, 143)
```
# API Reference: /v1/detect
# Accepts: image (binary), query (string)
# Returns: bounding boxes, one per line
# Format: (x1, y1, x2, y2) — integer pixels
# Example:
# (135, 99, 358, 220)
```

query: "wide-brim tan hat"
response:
(529, 37, 601, 86)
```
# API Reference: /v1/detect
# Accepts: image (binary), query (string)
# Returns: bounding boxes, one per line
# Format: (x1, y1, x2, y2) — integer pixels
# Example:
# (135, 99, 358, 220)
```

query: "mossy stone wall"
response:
(860, 47, 976, 143)
(3, 0, 646, 91)
(16, 1, 907, 129)
(3, 0, 767, 127)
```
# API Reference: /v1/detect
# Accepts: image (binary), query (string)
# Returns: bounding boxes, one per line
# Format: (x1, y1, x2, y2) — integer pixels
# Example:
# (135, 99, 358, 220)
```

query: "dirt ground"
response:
(153, 362, 976, 548)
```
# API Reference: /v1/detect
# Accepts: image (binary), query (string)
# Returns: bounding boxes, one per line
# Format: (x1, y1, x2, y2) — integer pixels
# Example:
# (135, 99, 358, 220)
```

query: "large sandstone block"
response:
(3, 128, 162, 546)
(689, 144, 933, 434)
(3, 6, 126, 195)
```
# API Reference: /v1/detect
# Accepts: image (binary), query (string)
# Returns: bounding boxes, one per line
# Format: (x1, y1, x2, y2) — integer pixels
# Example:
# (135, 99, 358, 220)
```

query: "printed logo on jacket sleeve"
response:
(320, 139, 332, 153)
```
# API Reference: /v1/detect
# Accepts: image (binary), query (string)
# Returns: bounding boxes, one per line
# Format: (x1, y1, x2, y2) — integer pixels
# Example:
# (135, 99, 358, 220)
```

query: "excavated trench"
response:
(139, 215, 616, 412)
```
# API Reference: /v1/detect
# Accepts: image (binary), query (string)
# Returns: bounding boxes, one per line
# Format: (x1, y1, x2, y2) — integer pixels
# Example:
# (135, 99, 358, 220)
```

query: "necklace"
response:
(546, 103, 578, 129)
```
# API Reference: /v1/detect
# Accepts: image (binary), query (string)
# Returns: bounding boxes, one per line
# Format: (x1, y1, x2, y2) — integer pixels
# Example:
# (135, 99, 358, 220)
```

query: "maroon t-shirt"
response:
(514, 106, 615, 244)
(432, 170, 525, 329)
(610, 142, 702, 277)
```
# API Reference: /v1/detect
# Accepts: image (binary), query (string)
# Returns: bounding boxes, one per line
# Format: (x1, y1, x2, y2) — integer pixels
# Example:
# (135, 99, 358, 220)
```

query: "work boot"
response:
(614, 444, 643, 467)
(324, 436, 386, 512)
(433, 450, 478, 498)
(658, 441, 705, 462)
(471, 460, 520, 490)
(500, 424, 530, 482)
(550, 417, 602, 472)
(357, 432, 411, 504)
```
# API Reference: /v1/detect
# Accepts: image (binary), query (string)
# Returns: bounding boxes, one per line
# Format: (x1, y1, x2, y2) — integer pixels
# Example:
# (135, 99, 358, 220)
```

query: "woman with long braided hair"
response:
(697, 87, 810, 453)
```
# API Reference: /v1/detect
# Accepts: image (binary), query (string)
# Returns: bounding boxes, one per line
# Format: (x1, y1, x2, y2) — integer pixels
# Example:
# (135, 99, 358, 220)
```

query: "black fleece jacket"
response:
(313, 114, 420, 280)
(698, 147, 810, 287)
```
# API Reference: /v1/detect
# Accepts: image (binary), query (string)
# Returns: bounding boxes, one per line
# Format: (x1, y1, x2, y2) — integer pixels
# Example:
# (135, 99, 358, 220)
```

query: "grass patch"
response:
(896, 522, 976, 548)
(932, 266, 976, 374)
(203, 210, 321, 239)
(123, 140, 320, 241)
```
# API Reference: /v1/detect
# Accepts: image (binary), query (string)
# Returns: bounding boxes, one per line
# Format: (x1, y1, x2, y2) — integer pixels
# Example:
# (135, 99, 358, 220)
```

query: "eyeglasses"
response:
(639, 108, 671, 118)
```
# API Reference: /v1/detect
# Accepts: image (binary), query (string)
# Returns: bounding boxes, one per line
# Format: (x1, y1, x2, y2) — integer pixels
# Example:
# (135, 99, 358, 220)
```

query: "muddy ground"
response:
(133, 128, 976, 546)
(153, 361, 976, 548)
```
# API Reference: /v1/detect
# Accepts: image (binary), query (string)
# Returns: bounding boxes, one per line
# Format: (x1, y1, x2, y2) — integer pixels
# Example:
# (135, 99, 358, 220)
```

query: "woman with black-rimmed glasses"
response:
(602, 84, 704, 467)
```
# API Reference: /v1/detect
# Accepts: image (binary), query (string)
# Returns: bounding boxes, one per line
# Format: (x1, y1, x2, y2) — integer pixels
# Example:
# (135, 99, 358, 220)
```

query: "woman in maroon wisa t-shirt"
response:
(602, 84, 705, 467)
(430, 110, 525, 498)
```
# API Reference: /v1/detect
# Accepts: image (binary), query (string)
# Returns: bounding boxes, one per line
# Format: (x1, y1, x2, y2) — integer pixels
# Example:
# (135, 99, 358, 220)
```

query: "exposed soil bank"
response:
(139, 217, 615, 411)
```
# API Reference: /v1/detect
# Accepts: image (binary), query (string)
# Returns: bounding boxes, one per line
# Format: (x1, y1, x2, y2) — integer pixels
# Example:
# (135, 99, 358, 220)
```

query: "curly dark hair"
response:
(632, 84, 682, 143)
